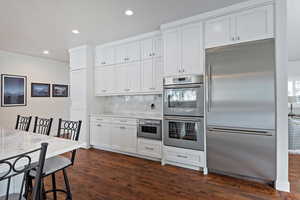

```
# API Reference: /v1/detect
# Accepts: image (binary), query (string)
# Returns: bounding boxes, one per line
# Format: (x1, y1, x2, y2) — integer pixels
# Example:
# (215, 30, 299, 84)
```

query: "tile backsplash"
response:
(100, 95, 162, 115)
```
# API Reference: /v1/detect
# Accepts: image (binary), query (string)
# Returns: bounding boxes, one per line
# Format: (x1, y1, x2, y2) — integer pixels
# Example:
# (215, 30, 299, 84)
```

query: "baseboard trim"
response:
(275, 180, 290, 192)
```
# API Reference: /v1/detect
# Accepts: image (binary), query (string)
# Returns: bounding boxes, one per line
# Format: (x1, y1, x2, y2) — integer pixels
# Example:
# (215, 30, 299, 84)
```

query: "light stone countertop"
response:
(90, 113, 163, 120)
(0, 128, 84, 161)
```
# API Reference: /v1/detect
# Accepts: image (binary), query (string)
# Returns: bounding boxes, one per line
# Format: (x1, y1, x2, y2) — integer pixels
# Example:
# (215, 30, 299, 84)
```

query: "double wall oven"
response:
(163, 75, 204, 151)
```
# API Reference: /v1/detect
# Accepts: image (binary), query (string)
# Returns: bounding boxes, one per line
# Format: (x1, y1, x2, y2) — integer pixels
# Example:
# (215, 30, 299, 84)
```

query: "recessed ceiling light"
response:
(43, 50, 49, 55)
(72, 29, 80, 34)
(125, 10, 134, 16)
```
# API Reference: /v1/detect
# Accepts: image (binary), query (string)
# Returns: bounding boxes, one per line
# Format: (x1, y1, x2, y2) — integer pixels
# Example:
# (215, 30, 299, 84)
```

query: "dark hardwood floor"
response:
(43, 149, 300, 200)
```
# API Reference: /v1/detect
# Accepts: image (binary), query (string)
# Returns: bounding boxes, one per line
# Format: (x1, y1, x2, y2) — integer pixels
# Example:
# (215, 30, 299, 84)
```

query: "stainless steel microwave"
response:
(163, 75, 204, 117)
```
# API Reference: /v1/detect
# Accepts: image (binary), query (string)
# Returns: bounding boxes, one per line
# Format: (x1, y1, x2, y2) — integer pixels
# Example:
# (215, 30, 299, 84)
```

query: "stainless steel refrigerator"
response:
(206, 39, 276, 181)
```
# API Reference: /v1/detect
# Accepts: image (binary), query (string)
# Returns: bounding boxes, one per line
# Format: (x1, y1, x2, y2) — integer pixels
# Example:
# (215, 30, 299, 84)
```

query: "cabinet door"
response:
(141, 59, 154, 92)
(94, 67, 105, 95)
(126, 42, 140, 62)
(127, 62, 141, 93)
(95, 46, 115, 66)
(69, 48, 87, 70)
(153, 58, 163, 92)
(115, 45, 127, 64)
(111, 125, 122, 151)
(153, 37, 163, 58)
(205, 16, 233, 48)
(181, 23, 204, 75)
(141, 38, 153, 60)
(235, 5, 274, 42)
(70, 69, 87, 108)
(119, 125, 137, 153)
(115, 64, 128, 93)
(90, 123, 111, 148)
(95, 67, 115, 95)
(164, 29, 181, 76)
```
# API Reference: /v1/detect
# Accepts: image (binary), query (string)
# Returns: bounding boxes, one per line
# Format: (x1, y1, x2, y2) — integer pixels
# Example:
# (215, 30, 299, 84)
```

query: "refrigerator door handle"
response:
(207, 64, 212, 112)
(207, 128, 273, 136)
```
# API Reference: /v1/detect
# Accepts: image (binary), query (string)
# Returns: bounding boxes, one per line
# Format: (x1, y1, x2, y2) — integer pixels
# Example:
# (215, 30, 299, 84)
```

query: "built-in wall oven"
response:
(138, 119, 162, 140)
(164, 116, 204, 151)
(163, 75, 204, 117)
(163, 75, 205, 150)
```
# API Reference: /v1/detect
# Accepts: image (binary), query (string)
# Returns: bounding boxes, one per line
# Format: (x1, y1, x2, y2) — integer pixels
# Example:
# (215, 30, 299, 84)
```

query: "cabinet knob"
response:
(149, 53, 152, 57)
(231, 37, 235, 41)
(152, 53, 155, 56)
(236, 36, 240, 40)
(101, 61, 106, 65)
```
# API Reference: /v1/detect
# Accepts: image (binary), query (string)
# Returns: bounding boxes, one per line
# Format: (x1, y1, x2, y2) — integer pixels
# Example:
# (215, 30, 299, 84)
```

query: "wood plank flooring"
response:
(43, 149, 300, 200)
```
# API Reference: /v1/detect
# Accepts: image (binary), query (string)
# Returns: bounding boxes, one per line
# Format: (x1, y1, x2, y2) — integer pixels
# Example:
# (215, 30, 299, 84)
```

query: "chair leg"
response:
(52, 173, 58, 200)
(63, 169, 72, 200)
(42, 180, 47, 200)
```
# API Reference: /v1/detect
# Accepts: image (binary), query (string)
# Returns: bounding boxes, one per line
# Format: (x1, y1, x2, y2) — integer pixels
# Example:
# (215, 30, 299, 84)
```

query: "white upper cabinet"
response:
(234, 5, 274, 43)
(95, 66, 115, 95)
(164, 29, 181, 76)
(114, 62, 141, 94)
(163, 22, 204, 76)
(115, 41, 140, 64)
(141, 58, 163, 93)
(141, 37, 163, 60)
(181, 23, 204, 75)
(95, 46, 115, 66)
(69, 47, 87, 70)
(205, 16, 233, 48)
(205, 5, 274, 48)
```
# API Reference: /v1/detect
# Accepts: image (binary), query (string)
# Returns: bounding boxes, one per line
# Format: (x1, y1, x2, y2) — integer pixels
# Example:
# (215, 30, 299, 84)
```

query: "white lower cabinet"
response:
(137, 138, 162, 159)
(90, 122, 111, 148)
(163, 146, 205, 170)
(111, 124, 137, 154)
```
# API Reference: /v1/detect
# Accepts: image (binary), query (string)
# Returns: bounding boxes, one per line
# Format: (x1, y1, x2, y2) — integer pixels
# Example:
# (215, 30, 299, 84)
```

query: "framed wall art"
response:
(1, 74, 27, 107)
(52, 84, 69, 97)
(31, 83, 50, 97)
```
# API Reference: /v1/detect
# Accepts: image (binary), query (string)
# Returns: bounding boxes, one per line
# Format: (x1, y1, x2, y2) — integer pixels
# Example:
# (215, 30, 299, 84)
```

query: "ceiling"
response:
(0, 0, 252, 62)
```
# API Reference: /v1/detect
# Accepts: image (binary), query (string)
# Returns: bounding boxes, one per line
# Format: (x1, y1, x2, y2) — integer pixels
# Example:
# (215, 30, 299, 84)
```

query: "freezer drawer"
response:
(207, 128, 276, 181)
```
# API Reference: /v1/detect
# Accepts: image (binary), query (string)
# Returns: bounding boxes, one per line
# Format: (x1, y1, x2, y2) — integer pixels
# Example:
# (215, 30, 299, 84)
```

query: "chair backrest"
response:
(57, 119, 82, 164)
(33, 116, 53, 136)
(15, 115, 32, 132)
(0, 143, 48, 200)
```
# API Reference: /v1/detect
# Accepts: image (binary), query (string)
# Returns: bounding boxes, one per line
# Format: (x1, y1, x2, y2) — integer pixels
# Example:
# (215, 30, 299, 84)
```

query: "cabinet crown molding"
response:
(96, 31, 161, 48)
(160, 0, 274, 31)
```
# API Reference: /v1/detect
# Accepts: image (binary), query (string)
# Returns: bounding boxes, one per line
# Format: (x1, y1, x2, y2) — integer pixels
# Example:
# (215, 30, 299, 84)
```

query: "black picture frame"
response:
(31, 83, 50, 97)
(1, 74, 27, 107)
(52, 84, 69, 97)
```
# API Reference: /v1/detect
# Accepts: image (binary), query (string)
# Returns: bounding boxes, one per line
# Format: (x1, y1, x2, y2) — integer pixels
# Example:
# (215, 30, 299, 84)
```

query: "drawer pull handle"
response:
(97, 124, 102, 127)
(120, 126, 126, 129)
(145, 147, 154, 151)
(120, 120, 127, 123)
(177, 155, 188, 159)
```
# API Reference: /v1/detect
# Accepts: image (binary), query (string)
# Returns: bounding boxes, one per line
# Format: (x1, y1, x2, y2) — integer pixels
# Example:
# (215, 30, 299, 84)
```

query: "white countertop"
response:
(0, 128, 84, 161)
(90, 113, 163, 120)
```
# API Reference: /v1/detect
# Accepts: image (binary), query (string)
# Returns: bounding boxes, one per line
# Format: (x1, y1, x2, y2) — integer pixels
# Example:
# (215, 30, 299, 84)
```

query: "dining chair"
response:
(33, 116, 53, 136)
(15, 115, 32, 132)
(29, 119, 82, 200)
(0, 143, 48, 200)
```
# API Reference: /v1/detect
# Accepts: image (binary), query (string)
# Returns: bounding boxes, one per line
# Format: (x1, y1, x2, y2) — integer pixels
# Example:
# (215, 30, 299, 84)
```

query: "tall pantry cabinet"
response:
(69, 45, 94, 147)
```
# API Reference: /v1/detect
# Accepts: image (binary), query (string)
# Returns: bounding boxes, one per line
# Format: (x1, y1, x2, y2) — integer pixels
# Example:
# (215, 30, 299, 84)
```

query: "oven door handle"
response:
(164, 116, 203, 122)
(163, 83, 202, 89)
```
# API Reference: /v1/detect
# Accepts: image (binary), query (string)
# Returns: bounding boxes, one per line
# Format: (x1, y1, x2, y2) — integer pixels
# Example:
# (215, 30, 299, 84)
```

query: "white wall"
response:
(0, 50, 70, 135)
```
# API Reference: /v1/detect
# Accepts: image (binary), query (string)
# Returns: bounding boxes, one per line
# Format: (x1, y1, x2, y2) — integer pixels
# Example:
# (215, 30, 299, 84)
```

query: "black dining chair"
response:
(15, 115, 32, 132)
(33, 116, 53, 136)
(29, 119, 82, 200)
(0, 143, 48, 200)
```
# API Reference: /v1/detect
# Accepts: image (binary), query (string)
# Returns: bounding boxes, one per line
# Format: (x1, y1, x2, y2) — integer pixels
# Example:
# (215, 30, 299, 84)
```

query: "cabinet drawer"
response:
(164, 147, 204, 167)
(112, 118, 137, 125)
(90, 116, 112, 123)
(138, 139, 161, 159)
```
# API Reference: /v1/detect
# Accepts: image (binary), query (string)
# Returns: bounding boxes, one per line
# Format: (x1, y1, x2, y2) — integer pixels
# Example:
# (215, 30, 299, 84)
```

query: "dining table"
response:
(0, 127, 84, 196)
